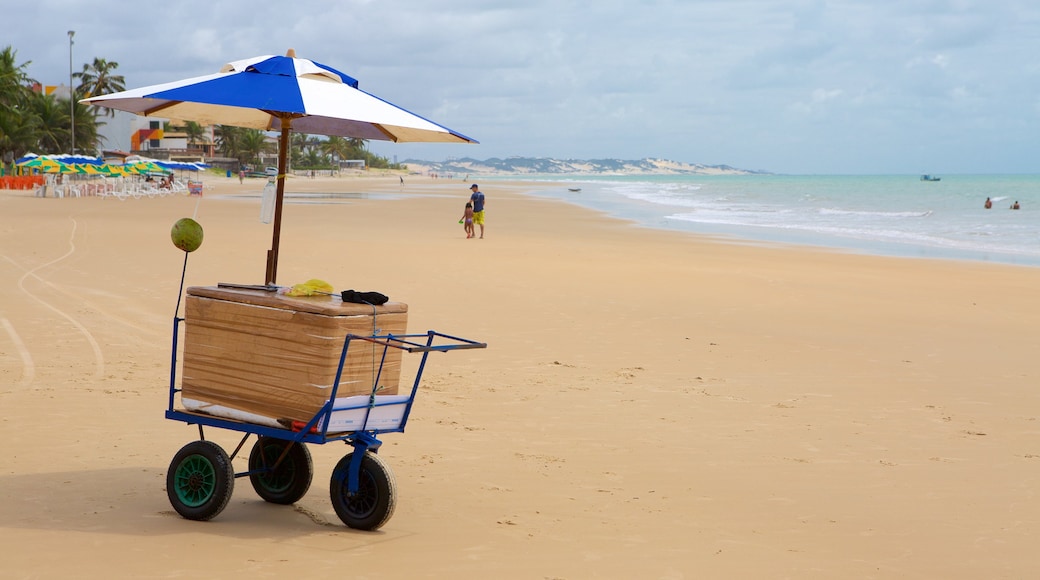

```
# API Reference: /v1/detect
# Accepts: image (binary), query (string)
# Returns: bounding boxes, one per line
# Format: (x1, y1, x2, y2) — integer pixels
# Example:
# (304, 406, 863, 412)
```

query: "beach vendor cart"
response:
(164, 283, 484, 529)
(82, 50, 481, 530)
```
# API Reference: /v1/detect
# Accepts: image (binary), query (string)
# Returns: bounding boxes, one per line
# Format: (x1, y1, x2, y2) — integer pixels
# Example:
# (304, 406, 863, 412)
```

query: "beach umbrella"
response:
(95, 164, 130, 177)
(17, 156, 56, 170)
(54, 154, 104, 165)
(81, 49, 477, 284)
(128, 160, 167, 174)
(17, 157, 73, 174)
(72, 163, 104, 175)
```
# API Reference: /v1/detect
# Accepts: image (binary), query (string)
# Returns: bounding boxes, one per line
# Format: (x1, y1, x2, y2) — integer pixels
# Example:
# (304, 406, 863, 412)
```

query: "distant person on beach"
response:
(238, 169, 244, 184)
(400, 176, 404, 185)
(984, 197, 992, 209)
(1011, 201, 1020, 210)
(460, 201, 475, 238)
(469, 184, 485, 239)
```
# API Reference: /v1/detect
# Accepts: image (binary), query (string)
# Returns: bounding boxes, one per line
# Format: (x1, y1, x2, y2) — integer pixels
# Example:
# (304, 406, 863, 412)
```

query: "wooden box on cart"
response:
(180, 286, 407, 425)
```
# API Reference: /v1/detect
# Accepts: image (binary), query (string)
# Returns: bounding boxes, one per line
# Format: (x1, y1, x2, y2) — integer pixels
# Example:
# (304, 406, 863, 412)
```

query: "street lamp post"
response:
(68, 30, 75, 154)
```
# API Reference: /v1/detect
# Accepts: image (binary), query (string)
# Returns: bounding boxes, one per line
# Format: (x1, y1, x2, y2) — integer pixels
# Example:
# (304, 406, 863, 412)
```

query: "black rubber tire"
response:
(329, 451, 397, 531)
(166, 440, 235, 521)
(248, 437, 313, 505)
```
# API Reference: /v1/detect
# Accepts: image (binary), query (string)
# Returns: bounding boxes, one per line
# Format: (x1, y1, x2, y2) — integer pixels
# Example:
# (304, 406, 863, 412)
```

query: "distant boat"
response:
(568, 187, 582, 192)
(920, 174, 941, 182)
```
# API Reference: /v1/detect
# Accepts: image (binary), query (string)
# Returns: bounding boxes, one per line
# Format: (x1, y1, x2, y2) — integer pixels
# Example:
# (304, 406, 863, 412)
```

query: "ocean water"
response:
(502, 174, 1040, 267)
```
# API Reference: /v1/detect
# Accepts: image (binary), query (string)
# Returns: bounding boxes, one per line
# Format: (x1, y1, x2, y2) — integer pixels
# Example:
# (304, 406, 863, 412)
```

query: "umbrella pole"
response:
(265, 119, 292, 285)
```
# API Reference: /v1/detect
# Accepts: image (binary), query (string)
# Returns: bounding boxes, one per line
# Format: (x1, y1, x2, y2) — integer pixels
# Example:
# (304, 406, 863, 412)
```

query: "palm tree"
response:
(0, 46, 38, 161)
(0, 46, 35, 109)
(183, 121, 205, 149)
(320, 136, 350, 162)
(290, 132, 312, 167)
(0, 45, 107, 161)
(26, 92, 67, 153)
(238, 129, 272, 166)
(75, 57, 125, 116)
(0, 104, 38, 159)
(214, 125, 244, 158)
(347, 138, 367, 157)
(71, 99, 102, 154)
(301, 148, 328, 168)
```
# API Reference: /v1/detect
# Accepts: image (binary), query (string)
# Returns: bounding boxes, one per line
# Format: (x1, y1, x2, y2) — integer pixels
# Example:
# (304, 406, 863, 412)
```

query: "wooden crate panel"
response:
(180, 286, 407, 423)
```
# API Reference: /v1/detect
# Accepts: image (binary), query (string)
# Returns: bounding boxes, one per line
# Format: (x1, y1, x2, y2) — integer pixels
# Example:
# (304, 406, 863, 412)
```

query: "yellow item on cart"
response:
(285, 278, 334, 297)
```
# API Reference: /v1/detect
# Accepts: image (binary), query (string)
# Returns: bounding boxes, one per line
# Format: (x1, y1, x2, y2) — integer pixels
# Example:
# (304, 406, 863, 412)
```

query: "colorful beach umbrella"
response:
(128, 160, 167, 174)
(156, 160, 206, 172)
(110, 163, 142, 175)
(72, 163, 104, 175)
(17, 157, 73, 173)
(81, 49, 477, 284)
(53, 154, 104, 165)
(17, 154, 106, 175)
(93, 164, 130, 177)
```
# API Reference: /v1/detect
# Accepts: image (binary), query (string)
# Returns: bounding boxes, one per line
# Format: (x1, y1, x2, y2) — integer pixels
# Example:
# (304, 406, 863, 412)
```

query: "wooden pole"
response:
(265, 118, 292, 285)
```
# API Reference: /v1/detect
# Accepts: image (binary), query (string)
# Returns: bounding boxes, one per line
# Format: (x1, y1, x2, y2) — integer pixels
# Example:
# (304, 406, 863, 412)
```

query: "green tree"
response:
(71, 98, 102, 154)
(0, 45, 106, 159)
(0, 105, 38, 158)
(320, 135, 351, 162)
(238, 128, 272, 166)
(214, 125, 244, 158)
(74, 57, 125, 113)
(27, 92, 68, 153)
(183, 121, 205, 148)
(0, 46, 34, 109)
(300, 148, 328, 168)
(0, 46, 38, 161)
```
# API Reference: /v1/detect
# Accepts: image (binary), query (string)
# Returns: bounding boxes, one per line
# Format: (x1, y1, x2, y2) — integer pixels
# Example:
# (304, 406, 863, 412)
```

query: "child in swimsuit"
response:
(460, 202, 475, 238)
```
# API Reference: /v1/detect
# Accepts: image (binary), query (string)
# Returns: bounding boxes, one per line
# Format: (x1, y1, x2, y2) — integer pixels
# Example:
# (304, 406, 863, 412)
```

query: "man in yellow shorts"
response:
(469, 184, 486, 239)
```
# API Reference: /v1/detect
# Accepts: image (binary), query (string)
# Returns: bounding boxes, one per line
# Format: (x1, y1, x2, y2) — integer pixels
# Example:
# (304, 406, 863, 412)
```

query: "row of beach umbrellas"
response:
(14, 154, 208, 176)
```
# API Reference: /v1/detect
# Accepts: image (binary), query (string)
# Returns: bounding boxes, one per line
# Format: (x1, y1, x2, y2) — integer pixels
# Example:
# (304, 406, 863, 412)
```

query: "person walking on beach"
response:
(238, 169, 245, 184)
(469, 184, 486, 238)
(984, 197, 992, 209)
(460, 201, 475, 238)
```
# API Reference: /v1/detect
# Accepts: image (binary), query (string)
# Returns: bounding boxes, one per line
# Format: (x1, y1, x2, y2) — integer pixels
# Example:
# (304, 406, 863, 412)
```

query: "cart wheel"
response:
(248, 437, 313, 504)
(329, 451, 397, 531)
(166, 440, 234, 521)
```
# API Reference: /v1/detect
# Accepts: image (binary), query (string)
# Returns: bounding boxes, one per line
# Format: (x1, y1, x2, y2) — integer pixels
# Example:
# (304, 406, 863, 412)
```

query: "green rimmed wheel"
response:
(329, 451, 397, 531)
(248, 437, 313, 504)
(166, 440, 234, 521)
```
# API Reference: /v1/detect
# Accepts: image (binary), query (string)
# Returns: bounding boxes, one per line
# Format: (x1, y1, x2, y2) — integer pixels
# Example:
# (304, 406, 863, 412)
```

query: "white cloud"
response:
(7, 0, 1040, 173)
(812, 88, 844, 103)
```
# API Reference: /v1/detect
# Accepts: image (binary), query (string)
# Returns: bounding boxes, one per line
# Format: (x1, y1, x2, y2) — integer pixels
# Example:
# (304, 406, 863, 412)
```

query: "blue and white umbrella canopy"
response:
(81, 50, 477, 284)
(81, 52, 476, 144)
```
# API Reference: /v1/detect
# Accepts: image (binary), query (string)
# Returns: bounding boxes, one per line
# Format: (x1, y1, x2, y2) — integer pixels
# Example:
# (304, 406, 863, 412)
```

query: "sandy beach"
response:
(2, 173, 1039, 579)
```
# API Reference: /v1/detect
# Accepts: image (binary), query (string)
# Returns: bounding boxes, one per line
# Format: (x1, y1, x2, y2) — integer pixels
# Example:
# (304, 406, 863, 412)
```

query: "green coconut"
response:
(171, 217, 204, 252)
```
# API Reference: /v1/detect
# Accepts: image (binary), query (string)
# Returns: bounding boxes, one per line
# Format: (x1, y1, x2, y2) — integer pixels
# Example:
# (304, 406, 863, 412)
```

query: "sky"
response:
(6, 0, 1039, 174)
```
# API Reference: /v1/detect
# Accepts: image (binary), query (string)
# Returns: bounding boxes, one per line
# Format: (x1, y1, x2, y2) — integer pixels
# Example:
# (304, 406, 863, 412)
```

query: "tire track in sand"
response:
(3, 217, 104, 381)
(0, 318, 34, 388)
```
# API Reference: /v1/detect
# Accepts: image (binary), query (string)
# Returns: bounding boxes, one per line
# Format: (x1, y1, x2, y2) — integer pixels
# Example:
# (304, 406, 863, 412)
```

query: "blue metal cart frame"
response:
(164, 313, 485, 530)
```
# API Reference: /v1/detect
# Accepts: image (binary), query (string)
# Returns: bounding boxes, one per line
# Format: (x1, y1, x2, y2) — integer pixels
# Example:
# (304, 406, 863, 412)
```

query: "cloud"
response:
(6, 0, 1040, 173)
